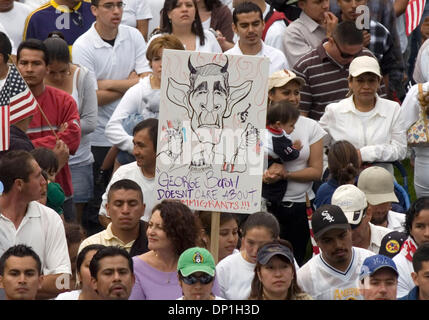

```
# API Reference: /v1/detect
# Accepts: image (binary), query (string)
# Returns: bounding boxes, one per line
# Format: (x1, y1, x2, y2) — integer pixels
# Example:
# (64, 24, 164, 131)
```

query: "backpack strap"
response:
(262, 7, 290, 41)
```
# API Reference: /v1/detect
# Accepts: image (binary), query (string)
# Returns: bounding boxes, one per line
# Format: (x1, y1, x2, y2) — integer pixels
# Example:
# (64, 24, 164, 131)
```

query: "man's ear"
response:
(411, 271, 419, 287)
(90, 277, 98, 292)
(38, 274, 44, 290)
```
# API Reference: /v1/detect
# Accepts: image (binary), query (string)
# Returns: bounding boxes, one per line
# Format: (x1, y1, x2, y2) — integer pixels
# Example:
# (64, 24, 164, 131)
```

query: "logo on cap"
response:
(193, 252, 203, 264)
(385, 240, 400, 254)
(321, 210, 334, 223)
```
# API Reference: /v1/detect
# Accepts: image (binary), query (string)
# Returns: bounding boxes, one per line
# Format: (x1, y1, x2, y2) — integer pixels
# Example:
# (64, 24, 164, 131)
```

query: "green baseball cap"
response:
(177, 247, 216, 277)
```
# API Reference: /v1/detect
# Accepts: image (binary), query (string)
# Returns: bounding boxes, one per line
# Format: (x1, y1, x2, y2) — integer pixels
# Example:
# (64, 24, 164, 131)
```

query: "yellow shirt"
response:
(78, 223, 135, 253)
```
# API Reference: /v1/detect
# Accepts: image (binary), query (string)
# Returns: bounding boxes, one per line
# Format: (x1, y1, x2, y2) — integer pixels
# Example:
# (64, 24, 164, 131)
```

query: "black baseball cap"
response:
(257, 243, 294, 265)
(312, 204, 350, 238)
(379, 231, 407, 259)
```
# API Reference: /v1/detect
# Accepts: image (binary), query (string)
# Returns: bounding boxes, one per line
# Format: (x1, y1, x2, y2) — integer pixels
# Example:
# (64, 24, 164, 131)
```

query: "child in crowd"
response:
(31, 147, 65, 216)
(262, 100, 302, 205)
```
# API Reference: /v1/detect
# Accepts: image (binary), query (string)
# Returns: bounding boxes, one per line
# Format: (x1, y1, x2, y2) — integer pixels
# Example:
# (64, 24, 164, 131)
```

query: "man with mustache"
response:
(89, 246, 135, 300)
(225, 1, 289, 75)
(297, 204, 374, 299)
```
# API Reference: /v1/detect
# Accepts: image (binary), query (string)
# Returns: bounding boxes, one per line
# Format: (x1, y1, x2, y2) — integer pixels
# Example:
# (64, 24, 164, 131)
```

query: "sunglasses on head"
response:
(181, 274, 214, 285)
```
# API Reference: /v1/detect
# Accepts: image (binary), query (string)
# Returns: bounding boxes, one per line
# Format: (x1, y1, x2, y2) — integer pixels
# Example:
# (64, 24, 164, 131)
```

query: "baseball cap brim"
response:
(359, 265, 399, 280)
(258, 250, 294, 265)
(365, 192, 399, 205)
(343, 209, 365, 226)
(314, 224, 350, 239)
(179, 265, 215, 277)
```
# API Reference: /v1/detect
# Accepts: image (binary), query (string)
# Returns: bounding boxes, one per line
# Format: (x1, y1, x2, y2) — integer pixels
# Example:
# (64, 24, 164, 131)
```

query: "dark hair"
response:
(17, 39, 49, 66)
(44, 35, 70, 64)
(0, 150, 35, 193)
(107, 179, 144, 203)
(249, 239, 303, 300)
(233, 1, 263, 25)
(76, 244, 106, 277)
(413, 242, 429, 273)
(160, 0, 206, 46)
(332, 21, 363, 46)
(89, 246, 133, 279)
(0, 244, 42, 276)
(30, 147, 59, 174)
(64, 222, 86, 245)
(146, 34, 185, 62)
(133, 118, 159, 151)
(328, 140, 359, 185)
(405, 197, 429, 237)
(203, 0, 222, 10)
(90, 0, 100, 6)
(266, 100, 300, 125)
(241, 211, 280, 239)
(198, 211, 240, 247)
(151, 200, 200, 257)
(0, 31, 12, 63)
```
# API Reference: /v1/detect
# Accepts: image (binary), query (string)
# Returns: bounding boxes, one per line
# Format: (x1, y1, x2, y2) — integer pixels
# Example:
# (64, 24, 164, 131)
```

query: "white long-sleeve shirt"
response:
(105, 76, 160, 153)
(319, 94, 407, 165)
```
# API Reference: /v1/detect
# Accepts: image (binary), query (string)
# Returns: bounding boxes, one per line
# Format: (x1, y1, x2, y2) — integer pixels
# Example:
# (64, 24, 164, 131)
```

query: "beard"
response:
(370, 212, 388, 225)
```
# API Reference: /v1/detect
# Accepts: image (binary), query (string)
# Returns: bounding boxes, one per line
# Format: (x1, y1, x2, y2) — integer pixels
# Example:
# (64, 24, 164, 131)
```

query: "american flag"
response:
(406, 0, 427, 36)
(0, 64, 38, 151)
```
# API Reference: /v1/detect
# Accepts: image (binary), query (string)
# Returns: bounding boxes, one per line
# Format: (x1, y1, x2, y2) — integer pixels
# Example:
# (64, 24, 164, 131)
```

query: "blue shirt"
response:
(399, 286, 419, 300)
(24, 0, 95, 46)
(314, 178, 339, 209)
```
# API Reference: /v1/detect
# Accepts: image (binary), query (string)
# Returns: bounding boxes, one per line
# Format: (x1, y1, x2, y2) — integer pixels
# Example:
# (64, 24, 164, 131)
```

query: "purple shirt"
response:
(129, 256, 221, 300)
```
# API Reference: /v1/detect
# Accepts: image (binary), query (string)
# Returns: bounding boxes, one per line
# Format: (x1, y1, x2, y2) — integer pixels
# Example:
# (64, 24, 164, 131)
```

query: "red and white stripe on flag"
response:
(406, 0, 427, 36)
(0, 105, 10, 152)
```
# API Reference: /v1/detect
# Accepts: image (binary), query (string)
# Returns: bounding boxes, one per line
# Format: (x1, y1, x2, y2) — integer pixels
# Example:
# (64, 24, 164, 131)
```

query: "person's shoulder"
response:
(26, 1, 53, 19)
(115, 161, 139, 174)
(353, 246, 376, 259)
(45, 85, 77, 103)
(28, 200, 62, 221)
(263, 43, 286, 57)
(14, 1, 32, 14)
(216, 251, 241, 268)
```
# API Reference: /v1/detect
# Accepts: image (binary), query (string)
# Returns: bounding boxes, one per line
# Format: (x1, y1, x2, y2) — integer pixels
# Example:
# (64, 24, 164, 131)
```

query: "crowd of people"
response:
(0, 0, 429, 302)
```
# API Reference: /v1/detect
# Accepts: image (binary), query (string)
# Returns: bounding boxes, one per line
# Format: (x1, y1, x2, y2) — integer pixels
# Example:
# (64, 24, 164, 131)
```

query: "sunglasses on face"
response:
(333, 37, 361, 59)
(181, 274, 214, 285)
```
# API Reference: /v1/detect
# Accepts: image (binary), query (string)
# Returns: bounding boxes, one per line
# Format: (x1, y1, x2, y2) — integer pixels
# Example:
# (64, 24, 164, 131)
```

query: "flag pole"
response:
(8, 55, 59, 140)
(306, 193, 320, 256)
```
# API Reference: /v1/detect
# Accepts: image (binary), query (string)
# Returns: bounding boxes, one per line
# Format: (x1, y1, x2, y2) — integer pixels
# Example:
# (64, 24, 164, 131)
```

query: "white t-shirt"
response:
(105, 76, 160, 153)
(282, 116, 326, 202)
(146, 0, 163, 37)
(387, 210, 406, 232)
(393, 247, 415, 298)
(148, 29, 222, 54)
(0, 201, 71, 275)
(297, 247, 375, 300)
(262, 4, 288, 54)
(99, 161, 155, 222)
(121, 0, 153, 28)
(0, 22, 14, 54)
(19, 0, 48, 10)
(0, 2, 31, 55)
(72, 23, 150, 147)
(224, 41, 289, 75)
(215, 251, 255, 300)
(55, 290, 81, 300)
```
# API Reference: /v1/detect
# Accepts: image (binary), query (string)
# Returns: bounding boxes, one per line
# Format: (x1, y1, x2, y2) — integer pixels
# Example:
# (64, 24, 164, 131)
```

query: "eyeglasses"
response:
(97, 2, 126, 10)
(332, 37, 361, 59)
(181, 274, 214, 285)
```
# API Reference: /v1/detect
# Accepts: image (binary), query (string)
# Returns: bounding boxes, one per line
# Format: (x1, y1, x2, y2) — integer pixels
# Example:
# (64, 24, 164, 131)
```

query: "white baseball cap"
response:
(357, 166, 399, 205)
(331, 184, 368, 226)
(349, 56, 382, 78)
(268, 69, 305, 91)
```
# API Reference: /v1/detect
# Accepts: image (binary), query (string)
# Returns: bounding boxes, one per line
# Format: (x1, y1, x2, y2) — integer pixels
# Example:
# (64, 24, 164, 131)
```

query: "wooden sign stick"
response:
(210, 211, 221, 264)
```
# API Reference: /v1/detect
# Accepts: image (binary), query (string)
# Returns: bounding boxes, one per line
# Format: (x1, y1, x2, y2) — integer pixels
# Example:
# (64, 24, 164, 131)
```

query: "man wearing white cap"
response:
(331, 184, 391, 254)
(358, 166, 406, 232)
(319, 55, 407, 173)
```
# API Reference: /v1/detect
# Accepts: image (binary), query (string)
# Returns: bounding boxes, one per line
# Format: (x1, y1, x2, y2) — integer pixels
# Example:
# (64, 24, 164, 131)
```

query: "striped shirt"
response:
(293, 42, 387, 121)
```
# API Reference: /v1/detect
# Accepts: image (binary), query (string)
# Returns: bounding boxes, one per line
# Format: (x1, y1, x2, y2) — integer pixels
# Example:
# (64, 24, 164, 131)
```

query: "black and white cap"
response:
(312, 204, 350, 238)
